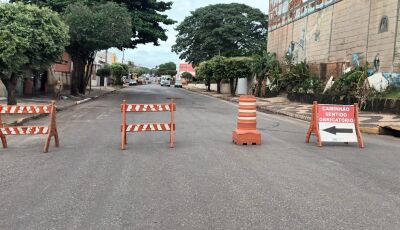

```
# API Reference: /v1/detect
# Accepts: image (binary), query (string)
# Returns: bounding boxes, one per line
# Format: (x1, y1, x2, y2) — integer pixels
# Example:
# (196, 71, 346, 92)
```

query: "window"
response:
(379, 16, 389, 33)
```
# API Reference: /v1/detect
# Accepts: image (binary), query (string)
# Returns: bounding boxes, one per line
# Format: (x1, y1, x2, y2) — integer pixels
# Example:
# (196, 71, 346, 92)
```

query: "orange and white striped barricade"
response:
(121, 99, 176, 150)
(306, 101, 364, 148)
(232, 95, 261, 145)
(0, 101, 60, 153)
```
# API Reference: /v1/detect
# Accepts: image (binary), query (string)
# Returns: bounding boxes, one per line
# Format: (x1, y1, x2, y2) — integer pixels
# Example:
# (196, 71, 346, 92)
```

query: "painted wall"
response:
(268, 0, 400, 73)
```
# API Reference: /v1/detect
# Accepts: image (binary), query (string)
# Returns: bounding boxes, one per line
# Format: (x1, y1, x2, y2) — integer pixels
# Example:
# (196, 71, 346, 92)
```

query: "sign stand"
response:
(306, 101, 364, 148)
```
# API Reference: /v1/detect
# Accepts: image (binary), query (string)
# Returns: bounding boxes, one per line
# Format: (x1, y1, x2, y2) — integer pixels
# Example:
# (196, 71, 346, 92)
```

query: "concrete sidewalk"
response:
(185, 86, 400, 135)
(0, 86, 118, 125)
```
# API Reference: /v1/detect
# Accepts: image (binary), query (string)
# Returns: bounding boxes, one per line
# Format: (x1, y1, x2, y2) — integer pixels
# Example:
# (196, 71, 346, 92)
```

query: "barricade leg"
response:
(44, 126, 59, 152)
(121, 100, 127, 150)
(0, 135, 6, 148)
(121, 131, 126, 150)
(306, 102, 317, 143)
(305, 123, 314, 143)
(170, 99, 175, 148)
(354, 103, 365, 148)
(44, 102, 59, 153)
(306, 102, 322, 147)
(0, 114, 6, 148)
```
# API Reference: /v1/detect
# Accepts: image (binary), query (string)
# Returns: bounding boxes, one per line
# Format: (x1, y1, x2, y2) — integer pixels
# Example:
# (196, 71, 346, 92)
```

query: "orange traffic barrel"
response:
(232, 95, 261, 145)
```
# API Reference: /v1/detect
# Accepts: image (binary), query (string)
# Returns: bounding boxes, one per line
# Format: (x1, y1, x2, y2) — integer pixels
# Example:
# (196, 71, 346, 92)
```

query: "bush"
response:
(329, 67, 367, 97)
(110, 63, 129, 85)
(96, 65, 111, 77)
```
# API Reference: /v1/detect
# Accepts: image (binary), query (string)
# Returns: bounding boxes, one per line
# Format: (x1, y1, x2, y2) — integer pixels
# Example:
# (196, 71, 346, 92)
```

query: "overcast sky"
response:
(112, 0, 268, 68)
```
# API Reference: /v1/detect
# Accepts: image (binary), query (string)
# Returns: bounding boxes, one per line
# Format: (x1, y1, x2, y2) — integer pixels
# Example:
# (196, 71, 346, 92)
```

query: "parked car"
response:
(129, 79, 137, 86)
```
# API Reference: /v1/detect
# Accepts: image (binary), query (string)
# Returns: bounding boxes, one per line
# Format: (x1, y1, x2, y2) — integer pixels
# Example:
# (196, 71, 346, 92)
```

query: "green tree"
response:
(13, 0, 176, 48)
(0, 3, 69, 104)
(96, 65, 111, 78)
(14, 0, 176, 95)
(251, 52, 281, 97)
(172, 3, 267, 66)
(110, 63, 129, 85)
(225, 57, 253, 96)
(209, 56, 228, 94)
(131, 67, 150, 77)
(156, 62, 177, 77)
(181, 72, 194, 81)
(64, 2, 132, 95)
(196, 61, 214, 91)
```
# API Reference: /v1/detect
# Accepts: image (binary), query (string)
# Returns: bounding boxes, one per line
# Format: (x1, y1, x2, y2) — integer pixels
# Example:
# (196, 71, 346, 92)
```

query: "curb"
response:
(185, 88, 382, 135)
(5, 89, 117, 126)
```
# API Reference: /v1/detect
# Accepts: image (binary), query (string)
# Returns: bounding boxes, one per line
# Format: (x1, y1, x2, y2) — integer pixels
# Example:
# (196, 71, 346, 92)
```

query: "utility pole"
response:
(122, 48, 125, 64)
(105, 49, 108, 64)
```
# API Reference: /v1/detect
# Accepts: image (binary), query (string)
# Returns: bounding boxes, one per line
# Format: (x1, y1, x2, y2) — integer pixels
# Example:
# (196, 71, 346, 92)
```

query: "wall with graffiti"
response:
(269, 0, 339, 32)
(267, 0, 400, 86)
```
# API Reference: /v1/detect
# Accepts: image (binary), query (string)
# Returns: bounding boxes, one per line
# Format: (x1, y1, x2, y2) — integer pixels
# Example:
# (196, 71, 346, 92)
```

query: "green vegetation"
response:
(196, 56, 252, 95)
(110, 63, 129, 86)
(0, 3, 69, 104)
(196, 61, 214, 91)
(172, 3, 267, 66)
(96, 65, 111, 78)
(63, 2, 132, 95)
(13, 0, 176, 48)
(383, 89, 400, 99)
(181, 72, 194, 81)
(156, 62, 177, 77)
(132, 67, 150, 77)
(12, 0, 175, 96)
(225, 57, 253, 96)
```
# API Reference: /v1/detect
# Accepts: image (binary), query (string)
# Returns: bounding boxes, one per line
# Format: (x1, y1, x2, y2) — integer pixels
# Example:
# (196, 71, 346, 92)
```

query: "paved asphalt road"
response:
(1, 85, 400, 229)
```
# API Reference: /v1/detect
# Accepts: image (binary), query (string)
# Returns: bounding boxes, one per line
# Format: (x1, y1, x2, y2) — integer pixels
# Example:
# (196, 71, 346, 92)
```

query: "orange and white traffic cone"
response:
(232, 95, 261, 145)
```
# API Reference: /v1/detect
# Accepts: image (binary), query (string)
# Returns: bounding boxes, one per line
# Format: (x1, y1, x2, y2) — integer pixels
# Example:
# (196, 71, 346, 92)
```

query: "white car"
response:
(160, 75, 171, 87)
(129, 79, 137, 86)
(174, 75, 182, 88)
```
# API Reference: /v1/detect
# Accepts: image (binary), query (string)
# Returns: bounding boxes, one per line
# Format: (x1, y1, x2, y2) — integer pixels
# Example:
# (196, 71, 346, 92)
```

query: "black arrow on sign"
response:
(323, 126, 353, 135)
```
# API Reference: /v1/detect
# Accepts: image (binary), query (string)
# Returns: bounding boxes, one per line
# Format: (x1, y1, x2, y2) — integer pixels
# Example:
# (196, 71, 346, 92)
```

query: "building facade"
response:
(52, 52, 72, 86)
(178, 63, 196, 76)
(268, 0, 400, 80)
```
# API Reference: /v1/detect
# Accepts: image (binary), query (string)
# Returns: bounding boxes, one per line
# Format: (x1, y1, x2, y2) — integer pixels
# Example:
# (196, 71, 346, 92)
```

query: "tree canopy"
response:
(156, 62, 177, 76)
(0, 3, 69, 104)
(196, 61, 214, 91)
(12, 0, 176, 48)
(110, 63, 129, 85)
(172, 3, 268, 66)
(96, 65, 111, 77)
(181, 72, 194, 80)
(131, 67, 150, 77)
(63, 2, 132, 95)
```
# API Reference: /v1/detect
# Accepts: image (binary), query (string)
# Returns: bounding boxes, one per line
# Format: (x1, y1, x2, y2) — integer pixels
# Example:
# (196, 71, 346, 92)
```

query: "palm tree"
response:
(251, 52, 280, 97)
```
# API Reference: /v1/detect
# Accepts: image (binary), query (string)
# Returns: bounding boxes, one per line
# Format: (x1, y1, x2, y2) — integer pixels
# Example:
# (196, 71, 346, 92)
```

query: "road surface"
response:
(1, 85, 399, 229)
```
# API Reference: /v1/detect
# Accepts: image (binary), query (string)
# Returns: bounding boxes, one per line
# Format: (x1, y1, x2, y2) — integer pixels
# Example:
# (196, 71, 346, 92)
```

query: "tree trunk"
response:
(84, 52, 96, 95)
(206, 79, 211, 91)
(2, 73, 19, 105)
(233, 77, 239, 95)
(256, 78, 263, 97)
(216, 79, 221, 94)
(229, 77, 235, 96)
(70, 54, 86, 96)
(261, 80, 266, 97)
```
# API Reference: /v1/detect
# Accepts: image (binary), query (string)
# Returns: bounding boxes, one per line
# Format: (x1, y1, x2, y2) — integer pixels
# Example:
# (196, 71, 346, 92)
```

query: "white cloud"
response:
(115, 0, 268, 68)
